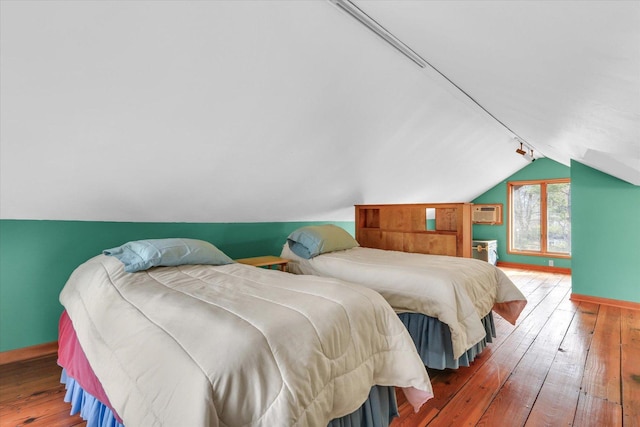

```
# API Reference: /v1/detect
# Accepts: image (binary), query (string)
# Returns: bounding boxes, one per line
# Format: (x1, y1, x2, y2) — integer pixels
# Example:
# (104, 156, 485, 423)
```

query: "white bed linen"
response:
(59, 255, 433, 427)
(280, 246, 527, 359)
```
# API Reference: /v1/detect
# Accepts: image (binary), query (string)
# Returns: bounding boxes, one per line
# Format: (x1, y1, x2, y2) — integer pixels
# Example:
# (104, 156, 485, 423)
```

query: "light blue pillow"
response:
(287, 225, 359, 259)
(103, 238, 234, 273)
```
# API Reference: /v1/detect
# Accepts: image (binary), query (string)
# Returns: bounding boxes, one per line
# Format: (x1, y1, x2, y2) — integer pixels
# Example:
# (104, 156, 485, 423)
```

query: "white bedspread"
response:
(280, 246, 527, 359)
(59, 255, 433, 427)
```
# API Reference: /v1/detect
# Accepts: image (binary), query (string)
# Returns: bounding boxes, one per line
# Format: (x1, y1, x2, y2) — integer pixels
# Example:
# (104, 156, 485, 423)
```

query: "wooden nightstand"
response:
(235, 255, 289, 272)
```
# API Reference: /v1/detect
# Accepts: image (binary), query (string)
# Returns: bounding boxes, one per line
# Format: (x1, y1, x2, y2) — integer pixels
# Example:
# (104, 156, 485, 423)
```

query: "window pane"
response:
(547, 183, 571, 254)
(512, 184, 541, 251)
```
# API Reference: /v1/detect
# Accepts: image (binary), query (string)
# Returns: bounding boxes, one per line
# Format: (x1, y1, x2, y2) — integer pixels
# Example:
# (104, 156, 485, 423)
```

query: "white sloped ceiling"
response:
(1, 1, 638, 223)
(358, 0, 640, 184)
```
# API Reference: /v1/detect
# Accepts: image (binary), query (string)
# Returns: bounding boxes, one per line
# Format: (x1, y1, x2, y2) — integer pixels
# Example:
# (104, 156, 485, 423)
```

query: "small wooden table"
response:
(235, 255, 289, 272)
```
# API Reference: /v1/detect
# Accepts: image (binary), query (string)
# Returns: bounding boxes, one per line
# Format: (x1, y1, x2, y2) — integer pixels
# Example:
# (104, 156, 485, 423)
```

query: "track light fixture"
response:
(328, 0, 549, 156)
(514, 138, 536, 162)
(329, 0, 547, 164)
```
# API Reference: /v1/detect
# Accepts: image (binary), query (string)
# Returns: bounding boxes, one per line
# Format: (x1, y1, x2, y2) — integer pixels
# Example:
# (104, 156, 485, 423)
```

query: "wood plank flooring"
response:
(0, 355, 85, 427)
(1, 269, 638, 427)
(392, 269, 639, 427)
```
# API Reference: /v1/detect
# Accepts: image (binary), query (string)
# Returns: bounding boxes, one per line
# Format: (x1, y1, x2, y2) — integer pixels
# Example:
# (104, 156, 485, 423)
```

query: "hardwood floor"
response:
(0, 269, 638, 427)
(0, 355, 85, 427)
(393, 268, 639, 427)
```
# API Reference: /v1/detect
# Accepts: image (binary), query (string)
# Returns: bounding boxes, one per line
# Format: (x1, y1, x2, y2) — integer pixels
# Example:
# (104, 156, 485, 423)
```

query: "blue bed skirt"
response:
(61, 369, 124, 427)
(398, 312, 496, 370)
(328, 384, 398, 427)
(61, 369, 397, 427)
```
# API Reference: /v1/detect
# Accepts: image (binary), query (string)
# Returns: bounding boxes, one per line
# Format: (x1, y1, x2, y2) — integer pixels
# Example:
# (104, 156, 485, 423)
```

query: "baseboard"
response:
(570, 293, 640, 311)
(0, 341, 58, 365)
(497, 261, 571, 275)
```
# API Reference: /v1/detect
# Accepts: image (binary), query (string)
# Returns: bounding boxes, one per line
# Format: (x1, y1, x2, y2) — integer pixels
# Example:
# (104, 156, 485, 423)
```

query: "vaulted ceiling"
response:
(359, 0, 640, 184)
(1, 1, 638, 222)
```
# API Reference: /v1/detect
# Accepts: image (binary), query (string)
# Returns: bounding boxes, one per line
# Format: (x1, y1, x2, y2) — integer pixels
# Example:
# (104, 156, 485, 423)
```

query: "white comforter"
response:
(280, 246, 527, 359)
(59, 255, 433, 427)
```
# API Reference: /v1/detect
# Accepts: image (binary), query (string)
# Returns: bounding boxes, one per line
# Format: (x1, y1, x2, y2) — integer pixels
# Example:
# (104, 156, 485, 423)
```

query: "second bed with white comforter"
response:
(281, 245, 527, 362)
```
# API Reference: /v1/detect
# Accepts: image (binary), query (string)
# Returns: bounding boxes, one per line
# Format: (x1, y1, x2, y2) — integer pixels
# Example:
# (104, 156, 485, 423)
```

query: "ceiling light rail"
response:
(329, 0, 427, 68)
(329, 0, 543, 159)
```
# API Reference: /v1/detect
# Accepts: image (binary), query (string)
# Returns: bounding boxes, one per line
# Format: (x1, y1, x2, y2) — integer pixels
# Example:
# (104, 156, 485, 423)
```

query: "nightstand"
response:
(235, 255, 289, 272)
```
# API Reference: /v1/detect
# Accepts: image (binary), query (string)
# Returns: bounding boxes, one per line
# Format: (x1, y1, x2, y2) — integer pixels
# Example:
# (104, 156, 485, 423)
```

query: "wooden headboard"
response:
(355, 203, 472, 258)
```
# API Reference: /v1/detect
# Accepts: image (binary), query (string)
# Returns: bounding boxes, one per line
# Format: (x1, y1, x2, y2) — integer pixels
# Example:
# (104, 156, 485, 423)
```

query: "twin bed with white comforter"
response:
(281, 225, 527, 370)
(58, 239, 433, 427)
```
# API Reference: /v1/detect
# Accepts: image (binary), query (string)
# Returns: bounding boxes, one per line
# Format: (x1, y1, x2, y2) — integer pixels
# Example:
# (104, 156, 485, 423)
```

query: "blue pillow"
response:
(103, 238, 234, 273)
(287, 225, 359, 259)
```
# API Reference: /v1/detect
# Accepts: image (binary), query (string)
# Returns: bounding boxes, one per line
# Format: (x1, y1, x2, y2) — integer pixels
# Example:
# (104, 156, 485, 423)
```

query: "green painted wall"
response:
(4, 159, 638, 352)
(0, 220, 354, 352)
(571, 161, 640, 303)
(471, 158, 572, 268)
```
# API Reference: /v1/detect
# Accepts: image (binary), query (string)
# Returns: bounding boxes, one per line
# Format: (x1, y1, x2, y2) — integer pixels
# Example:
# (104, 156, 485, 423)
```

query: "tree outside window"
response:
(508, 179, 571, 257)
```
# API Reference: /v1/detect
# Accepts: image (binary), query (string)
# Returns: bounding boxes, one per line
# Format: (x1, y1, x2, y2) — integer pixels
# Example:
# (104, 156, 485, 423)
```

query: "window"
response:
(508, 179, 571, 257)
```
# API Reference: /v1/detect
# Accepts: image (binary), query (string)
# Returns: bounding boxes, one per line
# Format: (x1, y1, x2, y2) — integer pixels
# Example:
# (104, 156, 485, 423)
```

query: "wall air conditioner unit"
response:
(472, 204, 503, 225)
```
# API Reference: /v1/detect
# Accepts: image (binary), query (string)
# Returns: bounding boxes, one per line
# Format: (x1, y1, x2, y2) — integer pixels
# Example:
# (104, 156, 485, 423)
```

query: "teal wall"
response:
(4, 159, 638, 352)
(571, 161, 640, 303)
(0, 220, 354, 352)
(472, 157, 640, 303)
(471, 158, 572, 268)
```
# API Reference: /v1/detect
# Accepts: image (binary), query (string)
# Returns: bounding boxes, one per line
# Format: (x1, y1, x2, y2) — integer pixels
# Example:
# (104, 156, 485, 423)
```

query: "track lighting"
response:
(514, 138, 536, 162)
(329, 0, 546, 152)
(329, 0, 428, 68)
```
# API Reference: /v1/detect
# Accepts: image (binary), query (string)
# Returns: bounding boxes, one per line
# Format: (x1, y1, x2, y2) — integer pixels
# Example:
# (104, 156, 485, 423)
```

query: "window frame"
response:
(507, 178, 571, 258)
